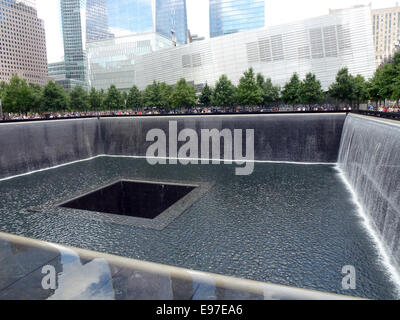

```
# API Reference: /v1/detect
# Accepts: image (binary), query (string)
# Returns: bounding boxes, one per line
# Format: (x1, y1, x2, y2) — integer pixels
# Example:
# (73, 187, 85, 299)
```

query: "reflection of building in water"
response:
(47, 245, 115, 300)
(0, 239, 61, 299)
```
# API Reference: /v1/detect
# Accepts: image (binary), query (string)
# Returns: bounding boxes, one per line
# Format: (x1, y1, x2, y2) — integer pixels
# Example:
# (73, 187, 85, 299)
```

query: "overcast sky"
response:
(36, 0, 400, 63)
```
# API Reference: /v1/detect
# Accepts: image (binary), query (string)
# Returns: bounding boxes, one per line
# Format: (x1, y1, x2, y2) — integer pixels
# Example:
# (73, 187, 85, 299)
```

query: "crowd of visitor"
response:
(368, 105, 400, 113)
(0, 105, 358, 122)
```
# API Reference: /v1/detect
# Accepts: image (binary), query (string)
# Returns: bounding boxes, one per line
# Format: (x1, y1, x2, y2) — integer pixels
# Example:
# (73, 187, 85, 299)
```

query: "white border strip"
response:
(335, 165, 400, 298)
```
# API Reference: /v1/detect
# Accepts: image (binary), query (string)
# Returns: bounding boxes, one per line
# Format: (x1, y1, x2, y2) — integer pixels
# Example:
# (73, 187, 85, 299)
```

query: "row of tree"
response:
(0, 68, 317, 112)
(2, 52, 400, 113)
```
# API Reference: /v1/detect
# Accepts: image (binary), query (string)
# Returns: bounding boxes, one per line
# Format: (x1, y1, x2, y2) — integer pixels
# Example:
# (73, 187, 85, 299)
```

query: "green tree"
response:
(69, 86, 89, 111)
(1, 76, 36, 113)
(143, 81, 163, 108)
(389, 52, 400, 105)
(170, 78, 197, 109)
(392, 77, 400, 106)
(351, 74, 368, 108)
(126, 85, 142, 109)
(328, 67, 355, 105)
(89, 87, 103, 111)
(212, 75, 236, 107)
(160, 82, 173, 109)
(368, 66, 392, 106)
(281, 73, 301, 105)
(299, 73, 324, 106)
(199, 83, 213, 107)
(104, 84, 124, 110)
(28, 83, 43, 112)
(257, 74, 280, 106)
(236, 68, 262, 106)
(41, 80, 68, 112)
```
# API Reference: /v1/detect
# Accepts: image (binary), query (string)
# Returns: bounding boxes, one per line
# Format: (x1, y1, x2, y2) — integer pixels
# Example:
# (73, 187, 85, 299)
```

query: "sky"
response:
(36, 0, 400, 63)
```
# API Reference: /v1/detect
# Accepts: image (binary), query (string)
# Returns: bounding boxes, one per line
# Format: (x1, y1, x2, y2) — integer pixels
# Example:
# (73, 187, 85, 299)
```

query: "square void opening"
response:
(60, 180, 196, 220)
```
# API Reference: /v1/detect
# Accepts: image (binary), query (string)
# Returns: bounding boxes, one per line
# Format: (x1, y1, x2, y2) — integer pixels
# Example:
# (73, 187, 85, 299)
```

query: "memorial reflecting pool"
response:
(0, 157, 397, 299)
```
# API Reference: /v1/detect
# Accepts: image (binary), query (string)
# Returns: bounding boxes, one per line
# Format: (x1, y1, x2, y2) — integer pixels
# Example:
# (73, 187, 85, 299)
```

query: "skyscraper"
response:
(59, 0, 111, 88)
(156, 0, 188, 44)
(107, 0, 154, 36)
(107, 0, 188, 44)
(0, 0, 48, 85)
(371, 5, 400, 66)
(60, 0, 88, 84)
(209, 0, 265, 38)
(86, 0, 113, 41)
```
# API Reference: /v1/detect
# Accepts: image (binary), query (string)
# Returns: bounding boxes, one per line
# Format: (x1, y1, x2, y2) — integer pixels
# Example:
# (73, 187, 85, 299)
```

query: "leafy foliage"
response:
(199, 83, 213, 107)
(236, 68, 263, 106)
(69, 86, 89, 111)
(126, 85, 142, 109)
(299, 73, 324, 105)
(41, 81, 68, 112)
(212, 75, 236, 107)
(257, 74, 280, 106)
(104, 85, 124, 110)
(281, 73, 301, 105)
(170, 78, 197, 109)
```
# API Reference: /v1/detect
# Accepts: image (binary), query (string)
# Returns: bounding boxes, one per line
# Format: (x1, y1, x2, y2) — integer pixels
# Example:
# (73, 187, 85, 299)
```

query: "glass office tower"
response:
(60, 0, 87, 84)
(156, 0, 188, 44)
(60, 0, 110, 87)
(210, 0, 265, 38)
(107, 0, 188, 44)
(107, 0, 154, 36)
(86, 0, 113, 41)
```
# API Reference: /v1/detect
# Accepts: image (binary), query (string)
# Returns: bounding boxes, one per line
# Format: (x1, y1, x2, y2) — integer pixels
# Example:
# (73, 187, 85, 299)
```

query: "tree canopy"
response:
(126, 85, 142, 109)
(281, 73, 301, 105)
(41, 81, 68, 112)
(299, 73, 324, 105)
(104, 84, 124, 110)
(199, 83, 213, 107)
(170, 78, 197, 109)
(69, 86, 89, 111)
(236, 68, 263, 106)
(257, 74, 280, 106)
(212, 75, 236, 107)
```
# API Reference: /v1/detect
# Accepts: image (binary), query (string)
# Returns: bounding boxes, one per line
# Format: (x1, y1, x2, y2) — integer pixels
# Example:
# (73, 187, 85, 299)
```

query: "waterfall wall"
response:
(0, 114, 346, 180)
(0, 119, 104, 179)
(100, 114, 346, 162)
(338, 114, 400, 267)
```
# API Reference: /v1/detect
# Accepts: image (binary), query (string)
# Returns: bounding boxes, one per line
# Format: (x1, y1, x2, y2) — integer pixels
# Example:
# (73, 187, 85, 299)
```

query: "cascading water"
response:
(338, 114, 400, 277)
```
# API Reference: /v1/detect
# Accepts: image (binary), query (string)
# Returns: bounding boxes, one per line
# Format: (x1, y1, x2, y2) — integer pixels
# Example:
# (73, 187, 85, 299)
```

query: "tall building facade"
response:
(106, 0, 188, 44)
(107, 0, 154, 36)
(371, 5, 400, 66)
(87, 32, 174, 91)
(155, 0, 188, 44)
(210, 0, 265, 38)
(60, 0, 88, 85)
(86, 0, 113, 41)
(0, 0, 48, 85)
(88, 6, 375, 92)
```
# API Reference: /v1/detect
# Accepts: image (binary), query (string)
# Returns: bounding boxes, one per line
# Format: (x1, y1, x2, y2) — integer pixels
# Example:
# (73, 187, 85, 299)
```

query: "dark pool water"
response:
(0, 157, 397, 299)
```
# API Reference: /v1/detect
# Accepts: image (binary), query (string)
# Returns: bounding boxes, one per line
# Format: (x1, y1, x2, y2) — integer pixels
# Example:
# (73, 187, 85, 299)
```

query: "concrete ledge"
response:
(0, 232, 357, 300)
